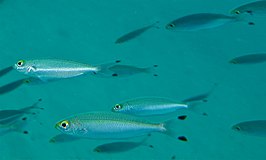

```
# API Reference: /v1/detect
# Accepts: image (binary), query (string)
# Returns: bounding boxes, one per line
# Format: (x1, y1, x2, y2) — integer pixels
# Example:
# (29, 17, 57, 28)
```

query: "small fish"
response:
(229, 53, 266, 64)
(55, 112, 187, 141)
(231, 0, 266, 16)
(165, 13, 239, 31)
(0, 66, 13, 77)
(0, 99, 43, 135)
(93, 137, 153, 153)
(49, 134, 80, 143)
(112, 97, 189, 116)
(0, 78, 29, 95)
(13, 59, 101, 82)
(232, 120, 266, 137)
(96, 61, 158, 77)
(115, 21, 159, 44)
(182, 83, 218, 103)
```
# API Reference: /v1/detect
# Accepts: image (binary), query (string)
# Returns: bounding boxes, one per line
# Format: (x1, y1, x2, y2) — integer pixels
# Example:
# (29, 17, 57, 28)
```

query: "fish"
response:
(13, 59, 101, 82)
(229, 53, 266, 64)
(0, 66, 13, 77)
(230, 0, 266, 16)
(232, 120, 266, 137)
(111, 97, 189, 116)
(55, 112, 187, 141)
(93, 136, 153, 153)
(115, 21, 159, 44)
(0, 78, 29, 95)
(182, 83, 218, 103)
(49, 134, 81, 143)
(96, 60, 158, 77)
(0, 99, 43, 135)
(165, 13, 239, 31)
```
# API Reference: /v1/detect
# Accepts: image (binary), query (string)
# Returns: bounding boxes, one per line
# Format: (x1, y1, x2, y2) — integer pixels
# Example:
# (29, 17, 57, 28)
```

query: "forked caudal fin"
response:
(144, 65, 159, 77)
(161, 118, 188, 142)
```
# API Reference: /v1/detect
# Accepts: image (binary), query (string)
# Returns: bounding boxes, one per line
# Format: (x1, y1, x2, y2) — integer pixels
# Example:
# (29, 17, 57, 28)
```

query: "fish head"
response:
(55, 120, 73, 135)
(165, 23, 176, 30)
(13, 60, 36, 74)
(93, 147, 102, 153)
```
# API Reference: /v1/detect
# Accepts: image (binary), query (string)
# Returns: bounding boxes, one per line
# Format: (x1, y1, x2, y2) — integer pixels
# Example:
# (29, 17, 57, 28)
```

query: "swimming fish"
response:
(0, 66, 13, 77)
(165, 13, 239, 31)
(182, 83, 218, 103)
(0, 78, 29, 95)
(49, 134, 81, 143)
(13, 59, 101, 82)
(0, 99, 43, 135)
(93, 136, 153, 153)
(229, 53, 266, 64)
(96, 60, 158, 77)
(232, 120, 266, 137)
(55, 112, 187, 141)
(115, 21, 159, 44)
(231, 0, 266, 16)
(112, 97, 189, 116)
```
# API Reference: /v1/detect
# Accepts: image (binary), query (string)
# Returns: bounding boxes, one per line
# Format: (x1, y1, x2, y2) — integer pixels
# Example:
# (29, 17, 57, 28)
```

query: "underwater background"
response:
(1, 0, 266, 159)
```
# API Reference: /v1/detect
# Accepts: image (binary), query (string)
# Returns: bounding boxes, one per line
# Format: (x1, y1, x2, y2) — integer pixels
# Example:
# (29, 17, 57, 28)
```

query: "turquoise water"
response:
(1, 0, 266, 159)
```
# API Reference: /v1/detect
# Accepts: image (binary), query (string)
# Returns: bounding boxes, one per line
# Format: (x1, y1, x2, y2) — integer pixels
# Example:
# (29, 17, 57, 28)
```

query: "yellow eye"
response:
(114, 104, 122, 110)
(60, 120, 69, 129)
(17, 60, 25, 67)
(235, 10, 240, 15)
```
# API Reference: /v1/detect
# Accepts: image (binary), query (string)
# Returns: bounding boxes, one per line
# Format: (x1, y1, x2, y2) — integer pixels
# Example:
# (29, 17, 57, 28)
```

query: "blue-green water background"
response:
(1, 0, 266, 159)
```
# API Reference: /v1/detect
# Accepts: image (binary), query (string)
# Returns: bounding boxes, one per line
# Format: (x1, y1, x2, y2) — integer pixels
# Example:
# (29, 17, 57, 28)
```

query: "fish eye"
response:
(114, 104, 122, 110)
(234, 10, 241, 15)
(234, 126, 241, 131)
(17, 60, 25, 67)
(167, 23, 175, 28)
(60, 120, 69, 129)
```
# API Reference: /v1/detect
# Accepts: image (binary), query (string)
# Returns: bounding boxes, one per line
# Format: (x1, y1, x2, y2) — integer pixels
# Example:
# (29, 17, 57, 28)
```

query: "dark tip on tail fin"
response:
(112, 73, 118, 77)
(153, 65, 158, 68)
(22, 117, 27, 121)
(115, 60, 121, 63)
(202, 112, 208, 116)
(148, 145, 154, 148)
(178, 115, 187, 120)
(171, 155, 176, 160)
(153, 74, 158, 77)
(248, 22, 255, 25)
(23, 130, 29, 135)
(178, 136, 188, 142)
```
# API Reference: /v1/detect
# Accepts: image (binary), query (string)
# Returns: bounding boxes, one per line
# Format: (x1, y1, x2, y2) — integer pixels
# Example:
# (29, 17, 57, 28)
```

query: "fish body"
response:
(112, 97, 188, 116)
(49, 134, 80, 143)
(93, 137, 151, 153)
(55, 112, 174, 139)
(229, 53, 266, 64)
(13, 59, 99, 82)
(232, 120, 266, 137)
(166, 13, 237, 31)
(115, 22, 159, 44)
(231, 0, 266, 16)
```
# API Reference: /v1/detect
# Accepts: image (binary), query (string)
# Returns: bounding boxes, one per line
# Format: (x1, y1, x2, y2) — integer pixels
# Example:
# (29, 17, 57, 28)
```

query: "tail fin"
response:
(161, 119, 188, 142)
(150, 21, 160, 29)
(144, 65, 159, 77)
(20, 99, 44, 115)
(93, 60, 121, 77)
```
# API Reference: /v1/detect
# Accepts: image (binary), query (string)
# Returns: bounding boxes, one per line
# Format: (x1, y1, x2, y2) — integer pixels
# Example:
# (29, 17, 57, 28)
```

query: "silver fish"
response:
(115, 21, 159, 44)
(13, 59, 100, 82)
(229, 53, 266, 64)
(93, 136, 153, 153)
(232, 120, 266, 137)
(55, 112, 187, 141)
(112, 97, 188, 116)
(231, 0, 266, 16)
(166, 13, 238, 31)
